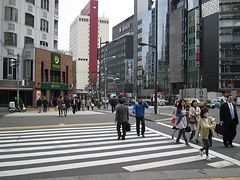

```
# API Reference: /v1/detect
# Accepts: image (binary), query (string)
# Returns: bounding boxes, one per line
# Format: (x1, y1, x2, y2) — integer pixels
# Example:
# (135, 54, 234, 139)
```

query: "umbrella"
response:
(110, 94, 117, 99)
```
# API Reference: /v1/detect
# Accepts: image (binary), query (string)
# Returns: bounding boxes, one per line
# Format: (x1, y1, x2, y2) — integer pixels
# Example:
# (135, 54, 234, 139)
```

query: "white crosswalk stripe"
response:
(0, 125, 223, 178)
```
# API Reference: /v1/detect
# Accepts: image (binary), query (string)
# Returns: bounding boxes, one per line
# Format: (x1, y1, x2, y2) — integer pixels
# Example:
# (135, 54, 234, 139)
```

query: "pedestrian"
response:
(189, 100, 201, 143)
(111, 96, 118, 113)
(77, 98, 81, 112)
(71, 97, 77, 114)
(91, 99, 95, 110)
(97, 98, 102, 110)
(175, 99, 189, 146)
(86, 98, 91, 111)
(57, 95, 64, 117)
(195, 107, 216, 161)
(64, 96, 70, 117)
(81, 98, 85, 111)
(115, 99, 129, 140)
(171, 101, 180, 139)
(62, 103, 66, 117)
(36, 98, 42, 113)
(220, 95, 239, 148)
(43, 97, 48, 113)
(133, 96, 149, 137)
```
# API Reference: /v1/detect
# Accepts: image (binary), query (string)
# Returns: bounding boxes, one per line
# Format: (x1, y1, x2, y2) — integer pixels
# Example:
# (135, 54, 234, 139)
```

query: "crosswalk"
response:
(0, 124, 232, 178)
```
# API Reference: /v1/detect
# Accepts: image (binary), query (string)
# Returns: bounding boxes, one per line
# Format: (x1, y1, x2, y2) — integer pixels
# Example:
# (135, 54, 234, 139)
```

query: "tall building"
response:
(0, 0, 63, 106)
(70, 0, 109, 95)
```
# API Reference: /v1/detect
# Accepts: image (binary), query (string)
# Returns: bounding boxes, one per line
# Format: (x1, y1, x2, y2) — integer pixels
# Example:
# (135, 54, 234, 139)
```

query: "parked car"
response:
(212, 98, 226, 108)
(124, 98, 132, 106)
(206, 100, 215, 109)
(184, 98, 205, 109)
(101, 97, 109, 104)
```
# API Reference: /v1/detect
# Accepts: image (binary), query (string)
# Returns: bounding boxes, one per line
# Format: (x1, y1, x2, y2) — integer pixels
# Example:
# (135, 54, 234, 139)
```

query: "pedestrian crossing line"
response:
(0, 144, 191, 168)
(122, 154, 216, 172)
(0, 133, 158, 148)
(0, 136, 167, 153)
(207, 160, 234, 168)
(0, 149, 198, 178)
(1, 139, 174, 160)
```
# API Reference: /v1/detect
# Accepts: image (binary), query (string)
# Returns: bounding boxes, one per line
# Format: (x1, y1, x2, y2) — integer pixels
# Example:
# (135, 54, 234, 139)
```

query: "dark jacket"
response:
(64, 97, 70, 108)
(37, 99, 42, 107)
(115, 104, 129, 123)
(111, 99, 118, 106)
(43, 99, 48, 107)
(220, 102, 239, 127)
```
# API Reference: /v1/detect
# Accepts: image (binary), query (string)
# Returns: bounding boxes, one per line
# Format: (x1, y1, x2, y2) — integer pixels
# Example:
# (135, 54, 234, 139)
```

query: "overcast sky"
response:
(58, 0, 134, 51)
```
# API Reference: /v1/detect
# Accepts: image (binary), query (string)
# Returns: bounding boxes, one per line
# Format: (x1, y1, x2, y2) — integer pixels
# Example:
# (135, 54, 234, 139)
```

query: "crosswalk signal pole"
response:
(16, 54, 20, 106)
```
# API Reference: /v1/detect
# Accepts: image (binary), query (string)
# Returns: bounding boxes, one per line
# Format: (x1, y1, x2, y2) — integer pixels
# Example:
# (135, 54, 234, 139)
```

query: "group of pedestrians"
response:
(171, 95, 238, 162)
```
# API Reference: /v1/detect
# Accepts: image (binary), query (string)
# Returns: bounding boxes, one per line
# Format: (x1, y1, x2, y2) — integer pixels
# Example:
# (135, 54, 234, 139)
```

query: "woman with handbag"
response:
(171, 101, 180, 139)
(176, 99, 189, 146)
(189, 100, 201, 143)
(195, 107, 216, 162)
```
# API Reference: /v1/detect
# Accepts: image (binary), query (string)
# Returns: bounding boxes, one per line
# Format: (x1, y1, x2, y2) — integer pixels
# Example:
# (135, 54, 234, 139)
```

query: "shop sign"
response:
(118, 23, 131, 33)
(51, 53, 61, 70)
(36, 91, 41, 100)
(41, 83, 69, 90)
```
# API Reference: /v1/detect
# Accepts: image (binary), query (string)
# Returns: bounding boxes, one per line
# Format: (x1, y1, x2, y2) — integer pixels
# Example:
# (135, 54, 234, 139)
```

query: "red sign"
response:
(157, 92, 164, 95)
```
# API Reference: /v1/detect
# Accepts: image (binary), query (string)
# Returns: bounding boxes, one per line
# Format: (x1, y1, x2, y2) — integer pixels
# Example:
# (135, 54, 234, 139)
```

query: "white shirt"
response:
(205, 117, 211, 127)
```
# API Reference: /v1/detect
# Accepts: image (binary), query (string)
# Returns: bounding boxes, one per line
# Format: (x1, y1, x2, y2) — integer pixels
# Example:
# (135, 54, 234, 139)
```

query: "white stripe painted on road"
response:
(0, 133, 157, 148)
(0, 149, 197, 177)
(1, 140, 173, 159)
(123, 155, 215, 172)
(207, 160, 234, 168)
(0, 136, 167, 153)
(1, 144, 191, 167)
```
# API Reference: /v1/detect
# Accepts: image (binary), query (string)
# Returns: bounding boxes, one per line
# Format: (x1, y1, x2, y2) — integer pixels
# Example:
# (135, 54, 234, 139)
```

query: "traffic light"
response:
(101, 74, 106, 82)
(10, 59, 16, 68)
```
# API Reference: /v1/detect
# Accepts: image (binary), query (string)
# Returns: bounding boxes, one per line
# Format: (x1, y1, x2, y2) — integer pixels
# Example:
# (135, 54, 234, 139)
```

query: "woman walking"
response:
(189, 100, 201, 143)
(195, 107, 216, 162)
(176, 99, 189, 146)
(57, 95, 64, 117)
(171, 101, 180, 139)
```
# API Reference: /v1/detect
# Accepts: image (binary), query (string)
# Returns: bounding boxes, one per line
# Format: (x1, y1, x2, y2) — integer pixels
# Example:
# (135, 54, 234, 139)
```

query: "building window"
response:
(25, 13, 34, 27)
(23, 60, 33, 81)
(3, 58, 16, 80)
(5, 7, 18, 22)
(44, 69, 48, 82)
(62, 72, 65, 83)
(41, 0, 49, 11)
(26, 0, 35, 5)
(50, 70, 61, 83)
(40, 41, 48, 47)
(40, 19, 49, 32)
(66, 66, 68, 84)
(4, 32, 17, 46)
(41, 62, 44, 82)
(24, 37, 34, 45)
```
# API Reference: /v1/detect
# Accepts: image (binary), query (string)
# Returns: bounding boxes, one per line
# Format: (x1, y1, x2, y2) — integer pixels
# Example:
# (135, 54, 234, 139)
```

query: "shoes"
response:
(172, 136, 174, 139)
(137, 134, 140, 136)
(142, 134, 145, 138)
(199, 149, 203, 157)
(118, 136, 121, 140)
(188, 139, 193, 143)
(122, 137, 125, 140)
(176, 139, 180, 144)
(224, 144, 229, 148)
(206, 156, 211, 162)
(186, 144, 190, 147)
(229, 144, 234, 148)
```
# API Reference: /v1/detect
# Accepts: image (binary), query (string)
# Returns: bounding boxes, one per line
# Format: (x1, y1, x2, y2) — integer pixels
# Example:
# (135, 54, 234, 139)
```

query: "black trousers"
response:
(176, 128, 188, 145)
(136, 117, 145, 135)
(117, 122, 127, 138)
(112, 105, 116, 113)
(223, 124, 237, 145)
(72, 105, 76, 114)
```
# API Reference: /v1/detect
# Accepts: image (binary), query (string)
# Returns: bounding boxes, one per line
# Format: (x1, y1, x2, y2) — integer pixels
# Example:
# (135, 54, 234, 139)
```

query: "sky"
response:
(58, 0, 134, 51)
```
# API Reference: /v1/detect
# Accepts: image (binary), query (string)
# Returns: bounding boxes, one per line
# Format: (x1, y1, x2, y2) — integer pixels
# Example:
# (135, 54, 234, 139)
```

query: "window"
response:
(5, 7, 18, 22)
(62, 72, 65, 83)
(40, 19, 48, 32)
(50, 70, 61, 83)
(26, 0, 35, 5)
(23, 60, 33, 80)
(44, 69, 48, 82)
(3, 58, 16, 80)
(40, 41, 48, 47)
(24, 37, 34, 45)
(41, 0, 49, 11)
(4, 32, 17, 46)
(25, 13, 34, 27)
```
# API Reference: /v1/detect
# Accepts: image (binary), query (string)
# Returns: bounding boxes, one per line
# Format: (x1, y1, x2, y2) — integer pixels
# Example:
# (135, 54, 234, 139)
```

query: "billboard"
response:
(51, 53, 61, 70)
(125, 59, 134, 84)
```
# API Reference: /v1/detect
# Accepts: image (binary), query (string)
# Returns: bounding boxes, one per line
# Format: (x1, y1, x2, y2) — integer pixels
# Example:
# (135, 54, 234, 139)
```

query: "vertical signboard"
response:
(125, 59, 134, 84)
(36, 91, 41, 100)
(51, 53, 61, 70)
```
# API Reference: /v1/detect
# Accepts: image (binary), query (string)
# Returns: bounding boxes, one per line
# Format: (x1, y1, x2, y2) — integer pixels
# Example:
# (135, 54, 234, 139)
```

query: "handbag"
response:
(171, 118, 176, 124)
(126, 122, 131, 132)
(185, 125, 191, 133)
(215, 123, 227, 136)
(189, 116, 197, 124)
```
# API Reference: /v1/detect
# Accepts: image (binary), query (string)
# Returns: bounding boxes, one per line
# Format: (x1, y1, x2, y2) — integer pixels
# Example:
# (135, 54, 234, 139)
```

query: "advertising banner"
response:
(125, 59, 134, 84)
(51, 53, 61, 70)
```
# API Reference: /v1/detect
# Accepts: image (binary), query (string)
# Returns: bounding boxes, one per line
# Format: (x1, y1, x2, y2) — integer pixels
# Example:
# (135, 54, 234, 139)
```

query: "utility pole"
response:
(17, 54, 20, 106)
(154, 0, 158, 114)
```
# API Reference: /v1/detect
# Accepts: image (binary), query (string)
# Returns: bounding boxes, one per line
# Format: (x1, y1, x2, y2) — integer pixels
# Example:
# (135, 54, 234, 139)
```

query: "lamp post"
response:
(10, 54, 20, 106)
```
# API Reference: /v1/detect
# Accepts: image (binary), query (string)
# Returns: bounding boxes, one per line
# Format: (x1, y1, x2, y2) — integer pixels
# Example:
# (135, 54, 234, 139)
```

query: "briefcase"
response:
(215, 123, 227, 136)
(126, 122, 131, 132)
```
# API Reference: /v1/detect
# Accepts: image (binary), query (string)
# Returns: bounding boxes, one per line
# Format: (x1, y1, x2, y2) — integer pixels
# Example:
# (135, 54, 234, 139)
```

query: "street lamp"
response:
(10, 54, 20, 106)
(138, 0, 158, 114)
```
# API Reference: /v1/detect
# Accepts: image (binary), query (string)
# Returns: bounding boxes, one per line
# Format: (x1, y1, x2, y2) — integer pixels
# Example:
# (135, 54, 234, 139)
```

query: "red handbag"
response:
(171, 118, 176, 123)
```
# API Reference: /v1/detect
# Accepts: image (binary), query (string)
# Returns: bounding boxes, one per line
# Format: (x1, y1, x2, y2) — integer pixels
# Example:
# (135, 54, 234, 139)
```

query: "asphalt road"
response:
(0, 107, 240, 180)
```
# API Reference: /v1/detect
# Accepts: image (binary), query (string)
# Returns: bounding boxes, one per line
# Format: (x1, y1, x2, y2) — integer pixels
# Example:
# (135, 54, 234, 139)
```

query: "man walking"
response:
(71, 97, 77, 114)
(111, 96, 117, 113)
(43, 97, 48, 113)
(220, 95, 239, 147)
(115, 99, 129, 140)
(133, 97, 149, 137)
(36, 98, 42, 113)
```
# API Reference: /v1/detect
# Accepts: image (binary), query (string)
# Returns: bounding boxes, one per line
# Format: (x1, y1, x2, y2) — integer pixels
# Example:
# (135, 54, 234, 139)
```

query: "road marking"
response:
(0, 122, 115, 130)
(123, 155, 215, 172)
(207, 160, 234, 168)
(155, 122, 240, 167)
(0, 145, 191, 168)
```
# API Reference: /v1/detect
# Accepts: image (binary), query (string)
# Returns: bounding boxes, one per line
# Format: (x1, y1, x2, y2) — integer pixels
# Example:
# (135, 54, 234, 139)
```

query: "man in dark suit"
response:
(71, 97, 77, 114)
(220, 95, 239, 148)
(115, 99, 129, 140)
